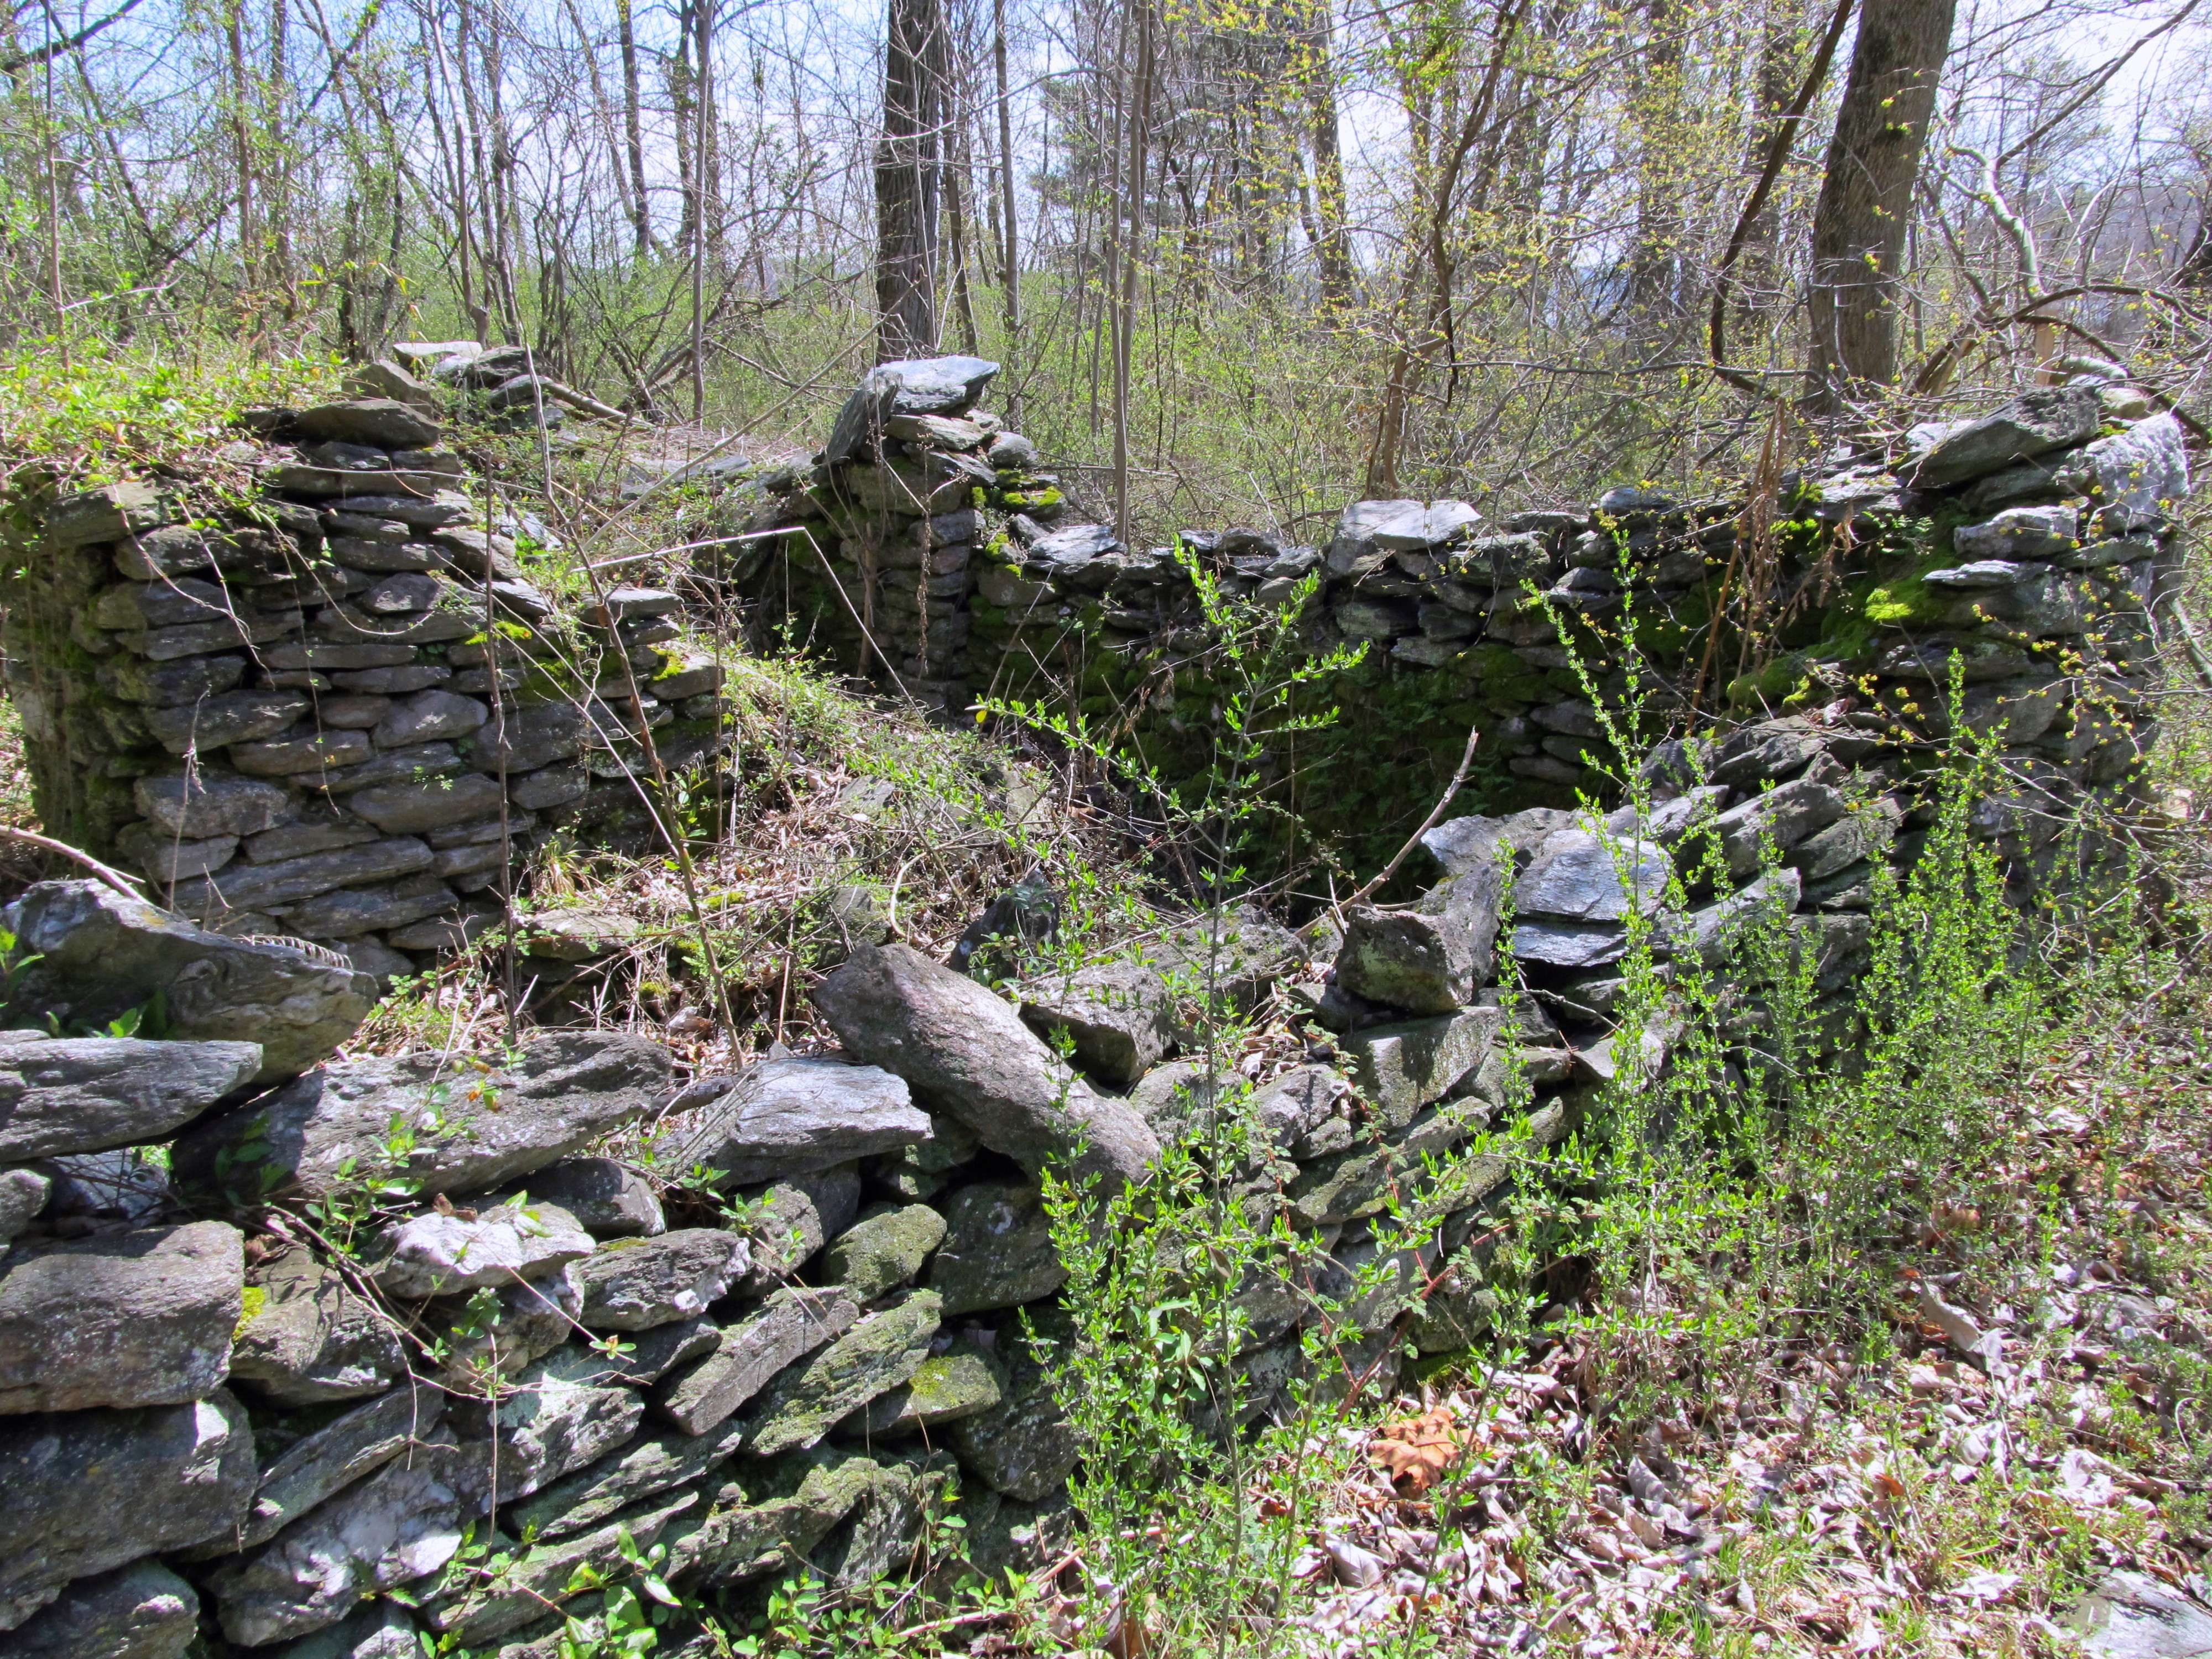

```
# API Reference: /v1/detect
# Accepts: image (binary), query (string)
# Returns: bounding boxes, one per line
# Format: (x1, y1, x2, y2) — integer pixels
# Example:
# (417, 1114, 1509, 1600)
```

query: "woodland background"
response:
(2, 0, 2210, 540)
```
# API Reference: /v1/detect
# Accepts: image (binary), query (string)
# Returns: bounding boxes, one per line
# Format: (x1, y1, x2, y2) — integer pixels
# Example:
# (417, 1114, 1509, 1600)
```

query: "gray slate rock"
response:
(946, 1341, 1077, 1502)
(1952, 503, 2078, 560)
(0, 882, 372, 1083)
(1339, 1008, 1503, 1129)
(1335, 862, 1502, 1015)
(672, 1055, 928, 1186)
(346, 773, 504, 833)
(134, 773, 293, 839)
(590, 1313, 719, 1386)
(509, 1419, 747, 1542)
(1908, 386, 2102, 488)
(366, 1201, 594, 1298)
(655, 1287, 859, 1436)
(575, 1229, 750, 1331)
(1712, 778, 1849, 877)
(255, 1600, 419, 1659)
(926, 1181, 1064, 1315)
(502, 1156, 665, 1238)
(849, 1340, 1006, 1436)
(422, 1494, 692, 1647)
(205, 1456, 464, 1646)
(296, 399, 443, 450)
(745, 1291, 941, 1457)
(1326, 499, 1427, 575)
(175, 1031, 670, 1202)
(1019, 958, 1176, 1086)
(813, 945, 1159, 1194)
(0, 1561, 199, 1659)
(446, 1345, 648, 1503)
(0, 1222, 243, 1413)
(0, 1390, 257, 1631)
(0, 1168, 49, 1246)
(141, 690, 310, 752)
(0, 1034, 263, 1161)
(2056, 1569, 2212, 1656)
(1515, 829, 1668, 921)
(2078, 411, 2190, 532)
(1507, 919, 1629, 968)
(228, 1248, 406, 1406)
(236, 1386, 447, 1551)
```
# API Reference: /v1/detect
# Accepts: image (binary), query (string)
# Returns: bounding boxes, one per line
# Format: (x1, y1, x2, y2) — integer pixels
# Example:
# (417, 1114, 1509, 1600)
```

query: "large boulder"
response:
(813, 945, 1159, 1194)
(1, 882, 372, 1083)
(174, 1031, 670, 1202)
(0, 1222, 243, 1413)
(671, 1056, 930, 1186)
(0, 1391, 257, 1630)
(0, 1033, 263, 1161)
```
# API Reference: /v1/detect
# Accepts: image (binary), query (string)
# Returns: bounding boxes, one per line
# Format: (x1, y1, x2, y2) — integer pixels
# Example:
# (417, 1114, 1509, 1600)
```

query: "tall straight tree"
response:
(1803, 0, 1955, 415)
(876, 0, 944, 359)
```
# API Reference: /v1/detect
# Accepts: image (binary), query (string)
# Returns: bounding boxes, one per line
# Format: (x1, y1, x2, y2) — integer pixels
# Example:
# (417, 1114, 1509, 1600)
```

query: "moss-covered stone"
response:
(743, 1291, 942, 1457)
(823, 1204, 948, 1301)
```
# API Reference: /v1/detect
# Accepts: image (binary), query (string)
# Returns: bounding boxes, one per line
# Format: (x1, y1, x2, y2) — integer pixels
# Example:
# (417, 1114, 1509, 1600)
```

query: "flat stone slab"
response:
(366, 1202, 593, 1298)
(1507, 919, 1631, 968)
(654, 1287, 859, 1437)
(1514, 829, 1668, 921)
(0, 1222, 243, 1414)
(174, 1031, 670, 1202)
(0, 1391, 257, 1631)
(672, 1055, 929, 1187)
(744, 1291, 941, 1457)
(2, 880, 372, 1083)
(237, 1385, 447, 1551)
(0, 1034, 262, 1161)
(446, 1345, 646, 1504)
(573, 1229, 750, 1331)
(205, 1457, 463, 1646)
(508, 1418, 748, 1542)
(1, 1560, 199, 1659)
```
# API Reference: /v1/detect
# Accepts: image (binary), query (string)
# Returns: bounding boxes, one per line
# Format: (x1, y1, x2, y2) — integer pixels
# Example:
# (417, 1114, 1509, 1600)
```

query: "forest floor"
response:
(1275, 1000, 2212, 1658)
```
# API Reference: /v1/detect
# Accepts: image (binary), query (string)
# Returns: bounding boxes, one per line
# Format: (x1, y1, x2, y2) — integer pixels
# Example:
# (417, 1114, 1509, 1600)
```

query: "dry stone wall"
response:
(729, 364, 2190, 872)
(1, 345, 729, 984)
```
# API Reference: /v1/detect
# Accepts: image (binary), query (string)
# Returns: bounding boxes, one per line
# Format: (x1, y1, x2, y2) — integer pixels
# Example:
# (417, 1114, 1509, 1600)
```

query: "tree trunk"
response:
(1804, 0, 1955, 415)
(617, 0, 653, 257)
(1306, 0, 1353, 304)
(875, 0, 943, 361)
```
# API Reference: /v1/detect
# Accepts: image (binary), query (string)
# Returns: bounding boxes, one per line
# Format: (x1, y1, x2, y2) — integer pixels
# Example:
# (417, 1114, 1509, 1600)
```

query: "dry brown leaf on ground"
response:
(1369, 1406, 1469, 1496)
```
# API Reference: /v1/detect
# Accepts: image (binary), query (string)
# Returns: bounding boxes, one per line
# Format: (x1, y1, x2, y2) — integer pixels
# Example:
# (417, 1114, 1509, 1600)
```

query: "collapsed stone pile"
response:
(0, 654, 2163, 1658)
(734, 368, 2188, 853)
(1, 353, 727, 983)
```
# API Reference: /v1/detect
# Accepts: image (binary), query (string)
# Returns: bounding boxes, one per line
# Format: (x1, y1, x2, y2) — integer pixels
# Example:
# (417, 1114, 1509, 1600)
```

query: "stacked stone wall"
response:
(731, 364, 2190, 874)
(1, 345, 729, 982)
